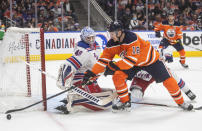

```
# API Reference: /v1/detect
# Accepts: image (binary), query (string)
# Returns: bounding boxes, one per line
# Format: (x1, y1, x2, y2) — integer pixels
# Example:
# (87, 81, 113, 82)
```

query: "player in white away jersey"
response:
(56, 27, 114, 114)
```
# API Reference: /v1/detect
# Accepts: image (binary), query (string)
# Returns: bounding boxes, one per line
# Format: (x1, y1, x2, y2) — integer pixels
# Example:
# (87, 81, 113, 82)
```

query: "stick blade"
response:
(194, 106, 202, 110)
(5, 109, 17, 114)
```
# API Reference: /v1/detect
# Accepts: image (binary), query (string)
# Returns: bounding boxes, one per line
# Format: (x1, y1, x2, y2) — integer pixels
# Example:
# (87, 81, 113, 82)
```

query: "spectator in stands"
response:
(99, 0, 201, 31)
(0, 0, 201, 31)
(121, 7, 132, 29)
(129, 13, 138, 30)
(51, 4, 62, 17)
(152, 4, 162, 16)
(163, 3, 175, 14)
(130, 4, 137, 14)
(178, 15, 186, 26)
(106, 0, 115, 17)
(153, 13, 162, 28)
(177, 0, 197, 13)
(63, 0, 75, 13)
(47, 21, 59, 32)
(190, 13, 199, 29)
(136, 0, 144, 12)
(73, 22, 80, 31)
(196, 16, 202, 30)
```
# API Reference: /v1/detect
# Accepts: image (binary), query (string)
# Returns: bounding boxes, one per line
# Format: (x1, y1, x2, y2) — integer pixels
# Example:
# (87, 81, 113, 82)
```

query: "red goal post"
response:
(0, 27, 47, 111)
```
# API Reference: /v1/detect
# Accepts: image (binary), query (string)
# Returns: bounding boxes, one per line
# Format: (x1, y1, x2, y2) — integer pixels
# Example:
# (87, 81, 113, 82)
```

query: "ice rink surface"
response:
(1, 57, 202, 131)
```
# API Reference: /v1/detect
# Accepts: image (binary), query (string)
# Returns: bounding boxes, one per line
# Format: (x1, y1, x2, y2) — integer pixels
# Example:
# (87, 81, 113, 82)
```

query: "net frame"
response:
(0, 27, 47, 111)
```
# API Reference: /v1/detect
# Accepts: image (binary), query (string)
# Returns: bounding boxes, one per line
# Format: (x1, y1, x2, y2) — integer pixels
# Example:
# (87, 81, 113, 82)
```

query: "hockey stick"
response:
(5, 86, 76, 114)
(183, 44, 202, 51)
(21, 60, 114, 106)
(131, 102, 202, 110)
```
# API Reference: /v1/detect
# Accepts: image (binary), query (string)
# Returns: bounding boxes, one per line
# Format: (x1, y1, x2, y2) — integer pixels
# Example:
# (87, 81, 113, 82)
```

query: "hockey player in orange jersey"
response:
(154, 11, 188, 68)
(82, 21, 194, 112)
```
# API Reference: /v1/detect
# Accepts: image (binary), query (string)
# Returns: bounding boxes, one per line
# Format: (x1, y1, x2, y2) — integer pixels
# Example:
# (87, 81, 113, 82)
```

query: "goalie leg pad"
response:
(56, 63, 73, 90)
(71, 91, 114, 111)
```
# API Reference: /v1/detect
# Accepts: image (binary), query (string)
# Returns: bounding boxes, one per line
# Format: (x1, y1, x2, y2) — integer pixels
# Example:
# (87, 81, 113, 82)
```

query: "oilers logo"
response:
(166, 29, 176, 38)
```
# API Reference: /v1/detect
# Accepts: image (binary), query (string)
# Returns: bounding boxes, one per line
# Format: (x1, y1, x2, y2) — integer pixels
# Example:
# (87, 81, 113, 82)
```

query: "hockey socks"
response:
(163, 77, 184, 105)
(178, 79, 196, 100)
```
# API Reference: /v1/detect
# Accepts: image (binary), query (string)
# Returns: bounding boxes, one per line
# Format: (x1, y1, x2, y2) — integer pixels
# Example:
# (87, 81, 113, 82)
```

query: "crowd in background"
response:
(0, 0, 80, 32)
(0, 0, 201, 32)
(98, 0, 202, 30)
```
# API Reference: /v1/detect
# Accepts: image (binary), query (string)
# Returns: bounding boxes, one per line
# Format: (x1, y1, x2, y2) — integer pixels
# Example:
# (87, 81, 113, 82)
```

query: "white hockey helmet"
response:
(80, 26, 95, 45)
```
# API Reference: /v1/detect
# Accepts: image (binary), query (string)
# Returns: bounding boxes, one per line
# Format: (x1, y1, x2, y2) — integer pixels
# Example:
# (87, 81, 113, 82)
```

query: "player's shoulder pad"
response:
(106, 39, 120, 48)
(122, 30, 137, 44)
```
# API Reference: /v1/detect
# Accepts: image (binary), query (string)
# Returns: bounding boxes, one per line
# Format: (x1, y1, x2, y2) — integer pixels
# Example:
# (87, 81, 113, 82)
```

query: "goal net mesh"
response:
(0, 27, 46, 113)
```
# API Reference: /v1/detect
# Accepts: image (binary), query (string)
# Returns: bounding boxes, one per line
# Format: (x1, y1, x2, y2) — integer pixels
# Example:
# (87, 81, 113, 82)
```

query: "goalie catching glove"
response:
(56, 63, 73, 90)
(82, 70, 97, 85)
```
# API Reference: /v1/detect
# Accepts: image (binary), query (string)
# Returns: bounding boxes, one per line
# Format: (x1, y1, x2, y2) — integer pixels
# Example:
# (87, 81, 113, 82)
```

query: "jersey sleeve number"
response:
(132, 46, 140, 55)
(75, 50, 83, 56)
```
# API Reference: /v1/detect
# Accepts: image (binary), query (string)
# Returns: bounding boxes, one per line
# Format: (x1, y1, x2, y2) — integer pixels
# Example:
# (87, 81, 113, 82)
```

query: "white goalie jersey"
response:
(69, 41, 101, 82)
(57, 40, 101, 89)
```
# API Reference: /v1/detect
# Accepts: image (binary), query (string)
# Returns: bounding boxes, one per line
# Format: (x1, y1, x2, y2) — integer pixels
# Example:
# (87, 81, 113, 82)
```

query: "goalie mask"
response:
(80, 26, 95, 45)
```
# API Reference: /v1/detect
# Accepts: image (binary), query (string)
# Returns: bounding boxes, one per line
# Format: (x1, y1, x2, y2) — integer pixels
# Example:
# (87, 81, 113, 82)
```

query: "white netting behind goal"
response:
(0, 27, 46, 113)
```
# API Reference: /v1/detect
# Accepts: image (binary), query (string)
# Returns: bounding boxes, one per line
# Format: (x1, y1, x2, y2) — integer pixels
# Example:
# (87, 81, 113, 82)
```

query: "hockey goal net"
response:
(0, 27, 47, 113)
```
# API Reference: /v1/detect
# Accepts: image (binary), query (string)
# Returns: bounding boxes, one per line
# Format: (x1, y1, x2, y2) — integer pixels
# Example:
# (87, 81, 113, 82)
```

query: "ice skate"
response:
(55, 104, 70, 114)
(180, 60, 189, 68)
(60, 98, 68, 104)
(178, 102, 193, 111)
(185, 90, 196, 101)
(112, 100, 131, 112)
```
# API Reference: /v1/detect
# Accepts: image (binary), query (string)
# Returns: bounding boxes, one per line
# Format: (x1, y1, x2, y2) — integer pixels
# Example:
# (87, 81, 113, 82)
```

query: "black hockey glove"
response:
(164, 53, 173, 63)
(104, 61, 120, 76)
(82, 70, 96, 85)
(155, 31, 161, 38)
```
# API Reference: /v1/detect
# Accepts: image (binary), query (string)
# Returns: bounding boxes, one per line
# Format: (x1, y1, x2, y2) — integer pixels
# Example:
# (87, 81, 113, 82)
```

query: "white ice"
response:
(1, 57, 202, 131)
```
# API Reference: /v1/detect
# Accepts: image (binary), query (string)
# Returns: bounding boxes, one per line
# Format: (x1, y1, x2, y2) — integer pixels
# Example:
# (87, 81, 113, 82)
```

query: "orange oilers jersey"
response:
(91, 31, 160, 75)
(154, 21, 182, 44)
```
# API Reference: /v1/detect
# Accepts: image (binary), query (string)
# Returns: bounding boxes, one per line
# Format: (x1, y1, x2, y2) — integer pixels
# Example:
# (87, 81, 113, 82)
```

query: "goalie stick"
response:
(131, 102, 202, 110)
(5, 80, 116, 114)
(20, 59, 115, 106)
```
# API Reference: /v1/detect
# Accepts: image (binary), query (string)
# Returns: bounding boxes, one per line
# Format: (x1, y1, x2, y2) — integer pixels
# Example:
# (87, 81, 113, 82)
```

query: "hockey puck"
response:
(6, 114, 12, 120)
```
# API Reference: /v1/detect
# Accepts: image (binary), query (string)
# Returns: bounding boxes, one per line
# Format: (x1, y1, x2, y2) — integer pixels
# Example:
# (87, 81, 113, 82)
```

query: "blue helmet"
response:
(80, 26, 95, 45)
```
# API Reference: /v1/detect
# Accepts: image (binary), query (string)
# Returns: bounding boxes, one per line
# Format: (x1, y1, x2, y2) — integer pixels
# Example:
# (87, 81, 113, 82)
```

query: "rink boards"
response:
(5, 31, 202, 61)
